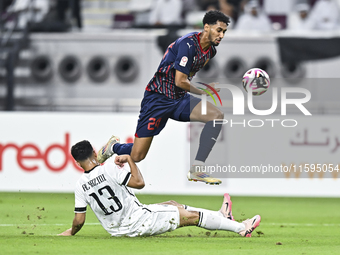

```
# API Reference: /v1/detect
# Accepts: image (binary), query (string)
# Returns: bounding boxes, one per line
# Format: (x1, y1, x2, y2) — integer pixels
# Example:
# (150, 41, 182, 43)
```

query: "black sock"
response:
(195, 121, 222, 162)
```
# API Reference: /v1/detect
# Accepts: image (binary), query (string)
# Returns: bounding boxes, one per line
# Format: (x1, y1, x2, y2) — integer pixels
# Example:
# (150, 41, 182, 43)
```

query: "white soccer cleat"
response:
(97, 135, 120, 163)
(219, 193, 234, 221)
(238, 215, 261, 237)
(187, 165, 222, 185)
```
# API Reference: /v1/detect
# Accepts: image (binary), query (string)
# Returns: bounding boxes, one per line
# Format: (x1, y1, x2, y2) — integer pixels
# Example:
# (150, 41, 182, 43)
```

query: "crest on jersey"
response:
(179, 56, 188, 67)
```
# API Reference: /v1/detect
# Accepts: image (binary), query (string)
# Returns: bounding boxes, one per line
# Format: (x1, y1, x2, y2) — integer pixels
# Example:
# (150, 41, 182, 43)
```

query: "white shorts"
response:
(118, 204, 180, 237)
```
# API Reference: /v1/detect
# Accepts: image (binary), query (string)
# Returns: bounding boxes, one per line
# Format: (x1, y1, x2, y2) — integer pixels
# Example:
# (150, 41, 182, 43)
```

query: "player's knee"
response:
(169, 200, 180, 206)
(205, 108, 224, 122)
(213, 109, 224, 120)
(166, 200, 175, 205)
(187, 211, 200, 225)
(179, 210, 199, 226)
(131, 152, 146, 162)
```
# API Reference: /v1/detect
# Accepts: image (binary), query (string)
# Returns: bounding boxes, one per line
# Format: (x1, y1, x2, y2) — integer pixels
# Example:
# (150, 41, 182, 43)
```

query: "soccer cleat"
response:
(187, 166, 222, 185)
(238, 215, 261, 237)
(219, 193, 234, 221)
(97, 135, 120, 163)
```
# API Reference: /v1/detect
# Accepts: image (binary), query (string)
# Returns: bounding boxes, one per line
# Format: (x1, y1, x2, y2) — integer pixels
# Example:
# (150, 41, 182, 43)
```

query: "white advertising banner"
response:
(0, 112, 339, 197)
(0, 112, 190, 194)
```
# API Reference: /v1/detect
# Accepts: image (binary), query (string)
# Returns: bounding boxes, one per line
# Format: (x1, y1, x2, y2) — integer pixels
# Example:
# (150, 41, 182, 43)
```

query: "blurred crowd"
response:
(2, 0, 340, 32)
(131, 0, 340, 32)
(1, 0, 82, 32)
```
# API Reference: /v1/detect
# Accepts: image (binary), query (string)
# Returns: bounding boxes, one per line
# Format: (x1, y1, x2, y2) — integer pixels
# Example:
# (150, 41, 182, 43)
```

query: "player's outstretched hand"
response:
(208, 82, 221, 94)
(114, 155, 130, 167)
(58, 228, 72, 236)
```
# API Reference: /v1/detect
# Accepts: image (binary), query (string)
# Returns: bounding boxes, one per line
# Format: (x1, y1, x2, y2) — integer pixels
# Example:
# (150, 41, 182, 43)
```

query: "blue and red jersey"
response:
(146, 32, 217, 99)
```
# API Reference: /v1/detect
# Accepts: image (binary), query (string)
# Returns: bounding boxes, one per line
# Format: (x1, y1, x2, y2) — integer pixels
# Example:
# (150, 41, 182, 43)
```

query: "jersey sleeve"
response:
(174, 37, 196, 76)
(105, 160, 132, 186)
(74, 182, 87, 213)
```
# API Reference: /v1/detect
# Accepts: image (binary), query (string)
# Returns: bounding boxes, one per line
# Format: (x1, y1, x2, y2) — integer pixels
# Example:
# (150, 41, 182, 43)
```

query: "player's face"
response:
(207, 21, 227, 46)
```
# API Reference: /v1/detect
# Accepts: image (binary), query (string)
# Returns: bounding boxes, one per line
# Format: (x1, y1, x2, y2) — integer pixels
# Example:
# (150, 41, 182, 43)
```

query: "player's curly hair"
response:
(71, 140, 93, 161)
(203, 10, 230, 26)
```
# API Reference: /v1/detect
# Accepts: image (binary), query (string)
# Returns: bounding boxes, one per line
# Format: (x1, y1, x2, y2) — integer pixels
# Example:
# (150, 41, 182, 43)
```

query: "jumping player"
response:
(59, 140, 261, 237)
(97, 10, 230, 185)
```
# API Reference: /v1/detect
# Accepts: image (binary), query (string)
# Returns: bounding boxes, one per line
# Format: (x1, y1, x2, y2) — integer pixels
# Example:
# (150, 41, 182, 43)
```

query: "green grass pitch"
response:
(0, 192, 339, 255)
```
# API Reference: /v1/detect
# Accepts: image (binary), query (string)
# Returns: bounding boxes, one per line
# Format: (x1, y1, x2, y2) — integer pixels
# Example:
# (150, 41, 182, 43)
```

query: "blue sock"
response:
(113, 143, 133, 155)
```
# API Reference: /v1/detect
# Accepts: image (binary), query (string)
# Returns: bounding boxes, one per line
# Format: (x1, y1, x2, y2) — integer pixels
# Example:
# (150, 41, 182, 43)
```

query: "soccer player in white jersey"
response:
(59, 140, 261, 237)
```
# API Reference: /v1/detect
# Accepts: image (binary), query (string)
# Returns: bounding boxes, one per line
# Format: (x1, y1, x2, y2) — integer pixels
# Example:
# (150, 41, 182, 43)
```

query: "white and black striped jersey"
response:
(74, 158, 148, 236)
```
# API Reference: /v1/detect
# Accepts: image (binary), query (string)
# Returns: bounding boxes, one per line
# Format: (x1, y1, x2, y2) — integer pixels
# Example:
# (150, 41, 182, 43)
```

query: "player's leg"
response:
(125, 91, 171, 162)
(97, 135, 122, 163)
(172, 94, 223, 184)
(188, 100, 224, 184)
(97, 135, 137, 163)
(177, 207, 261, 237)
(157, 201, 202, 226)
(190, 100, 224, 163)
(156, 198, 260, 237)
(184, 193, 234, 220)
(130, 136, 153, 162)
(218, 193, 234, 220)
(161, 193, 234, 220)
(97, 136, 153, 163)
(98, 91, 170, 163)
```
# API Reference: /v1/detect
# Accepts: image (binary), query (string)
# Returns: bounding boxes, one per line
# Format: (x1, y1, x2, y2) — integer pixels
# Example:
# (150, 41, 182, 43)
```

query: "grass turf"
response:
(0, 192, 339, 255)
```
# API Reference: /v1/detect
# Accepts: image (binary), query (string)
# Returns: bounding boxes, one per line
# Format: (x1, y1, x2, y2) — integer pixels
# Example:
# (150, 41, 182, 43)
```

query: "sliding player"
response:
(59, 140, 261, 237)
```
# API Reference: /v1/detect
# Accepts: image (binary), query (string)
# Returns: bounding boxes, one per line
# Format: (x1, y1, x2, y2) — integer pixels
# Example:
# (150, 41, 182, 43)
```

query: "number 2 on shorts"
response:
(147, 117, 162, 130)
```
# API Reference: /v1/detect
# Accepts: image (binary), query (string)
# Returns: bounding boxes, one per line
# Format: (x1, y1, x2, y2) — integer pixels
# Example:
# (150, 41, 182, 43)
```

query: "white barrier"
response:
(0, 112, 339, 197)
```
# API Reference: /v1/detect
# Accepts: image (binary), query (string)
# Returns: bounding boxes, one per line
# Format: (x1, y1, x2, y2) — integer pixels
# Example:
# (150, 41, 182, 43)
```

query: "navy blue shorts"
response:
(135, 91, 201, 138)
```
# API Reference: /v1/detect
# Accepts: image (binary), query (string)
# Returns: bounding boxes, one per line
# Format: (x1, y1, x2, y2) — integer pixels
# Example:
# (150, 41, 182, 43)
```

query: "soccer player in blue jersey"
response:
(98, 10, 230, 185)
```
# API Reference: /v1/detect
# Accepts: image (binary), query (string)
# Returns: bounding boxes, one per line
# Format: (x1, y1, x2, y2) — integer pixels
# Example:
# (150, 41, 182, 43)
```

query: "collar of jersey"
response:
(196, 32, 211, 55)
(85, 165, 99, 174)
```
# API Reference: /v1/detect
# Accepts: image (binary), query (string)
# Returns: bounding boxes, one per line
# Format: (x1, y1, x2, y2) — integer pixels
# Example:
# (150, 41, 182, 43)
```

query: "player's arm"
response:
(175, 70, 206, 95)
(175, 70, 220, 95)
(174, 39, 219, 95)
(114, 155, 145, 189)
(58, 212, 86, 236)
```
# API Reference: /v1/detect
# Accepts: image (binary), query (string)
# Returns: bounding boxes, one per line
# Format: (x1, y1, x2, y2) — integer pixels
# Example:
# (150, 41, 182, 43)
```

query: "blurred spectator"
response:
(57, 0, 82, 30)
(287, 2, 314, 31)
(308, 0, 340, 30)
(219, 0, 248, 22)
(71, 0, 82, 29)
(262, 0, 294, 30)
(234, 0, 272, 32)
(128, 0, 153, 26)
(149, 0, 183, 26)
(6, 0, 83, 31)
(1, 0, 14, 13)
(186, 0, 241, 28)
(263, 0, 294, 15)
(197, 0, 219, 11)
(218, 0, 235, 24)
(7, 0, 50, 29)
(182, 0, 198, 17)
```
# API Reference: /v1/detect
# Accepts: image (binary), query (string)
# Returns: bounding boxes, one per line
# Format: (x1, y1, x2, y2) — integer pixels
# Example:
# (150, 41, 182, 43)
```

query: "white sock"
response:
(198, 212, 245, 233)
(190, 161, 204, 173)
(193, 160, 204, 166)
(184, 205, 223, 218)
